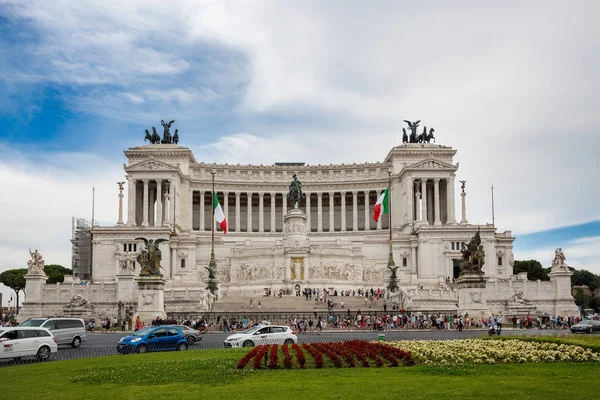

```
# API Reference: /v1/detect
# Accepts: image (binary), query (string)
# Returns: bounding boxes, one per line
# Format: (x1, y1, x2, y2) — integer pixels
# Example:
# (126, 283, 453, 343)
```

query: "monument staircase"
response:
(211, 294, 386, 313)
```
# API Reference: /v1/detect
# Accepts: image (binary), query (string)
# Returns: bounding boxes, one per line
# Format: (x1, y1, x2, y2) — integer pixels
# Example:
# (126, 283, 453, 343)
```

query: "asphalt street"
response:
(76, 327, 574, 349)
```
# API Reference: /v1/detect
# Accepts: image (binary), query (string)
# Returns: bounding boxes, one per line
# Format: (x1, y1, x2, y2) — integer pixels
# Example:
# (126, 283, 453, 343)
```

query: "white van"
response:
(0, 327, 58, 361)
(19, 317, 87, 348)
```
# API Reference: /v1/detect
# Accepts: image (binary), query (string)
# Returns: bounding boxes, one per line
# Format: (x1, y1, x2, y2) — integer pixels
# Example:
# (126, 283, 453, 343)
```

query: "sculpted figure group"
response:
(402, 120, 436, 144)
(144, 120, 180, 144)
(459, 230, 486, 275)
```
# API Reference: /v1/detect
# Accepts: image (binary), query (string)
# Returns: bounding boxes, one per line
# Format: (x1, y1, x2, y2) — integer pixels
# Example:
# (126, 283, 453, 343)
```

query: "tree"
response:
(513, 260, 551, 281)
(0, 269, 27, 314)
(44, 264, 73, 284)
(571, 269, 600, 291)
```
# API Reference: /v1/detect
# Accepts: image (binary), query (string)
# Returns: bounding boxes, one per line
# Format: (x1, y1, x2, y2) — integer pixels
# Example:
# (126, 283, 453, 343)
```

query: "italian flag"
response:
(213, 192, 227, 233)
(373, 188, 389, 222)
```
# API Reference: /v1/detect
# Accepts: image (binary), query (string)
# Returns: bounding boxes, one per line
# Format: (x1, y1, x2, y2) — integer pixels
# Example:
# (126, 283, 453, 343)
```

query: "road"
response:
(0, 327, 580, 367)
(73, 327, 574, 349)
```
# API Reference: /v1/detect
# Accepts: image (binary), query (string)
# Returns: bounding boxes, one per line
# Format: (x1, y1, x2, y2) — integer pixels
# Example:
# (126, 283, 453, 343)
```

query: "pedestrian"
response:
(121, 319, 126, 332)
(258, 300, 261, 309)
(383, 301, 387, 312)
(250, 299, 253, 308)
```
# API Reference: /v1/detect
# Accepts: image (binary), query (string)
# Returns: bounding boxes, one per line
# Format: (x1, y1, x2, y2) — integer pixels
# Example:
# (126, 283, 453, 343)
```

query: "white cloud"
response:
(0, 146, 127, 305)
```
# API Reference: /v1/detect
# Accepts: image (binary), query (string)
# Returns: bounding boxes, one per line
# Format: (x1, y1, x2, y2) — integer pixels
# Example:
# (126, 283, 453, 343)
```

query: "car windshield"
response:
(132, 327, 154, 336)
(240, 326, 261, 335)
(19, 319, 45, 327)
(579, 321, 593, 325)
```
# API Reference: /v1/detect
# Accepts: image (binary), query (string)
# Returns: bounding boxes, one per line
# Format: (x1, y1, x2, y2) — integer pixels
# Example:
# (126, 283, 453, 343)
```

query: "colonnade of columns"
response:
(191, 190, 387, 233)
(411, 177, 456, 225)
(126, 178, 174, 227)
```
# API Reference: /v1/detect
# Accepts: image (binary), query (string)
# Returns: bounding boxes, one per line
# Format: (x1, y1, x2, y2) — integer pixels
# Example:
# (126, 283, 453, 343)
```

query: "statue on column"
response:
(135, 238, 169, 276)
(288, 174, 304, 208)
(551, 248, 569, 271)
(27, 248, 46, 275)
(460, 180, 467, 193)
(459, 230, 484, 275)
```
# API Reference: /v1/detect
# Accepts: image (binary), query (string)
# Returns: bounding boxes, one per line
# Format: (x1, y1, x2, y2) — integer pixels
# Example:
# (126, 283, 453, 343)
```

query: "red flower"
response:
(292, 343, 306, 368)
(282, 344, 293, 369)
(237, 345, 262, 369)
(269, 344, 279, 369)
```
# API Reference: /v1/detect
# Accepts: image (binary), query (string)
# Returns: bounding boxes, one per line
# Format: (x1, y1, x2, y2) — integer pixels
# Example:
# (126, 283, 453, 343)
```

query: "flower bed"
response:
(237, 340, 414, 370)
(387, 339, 600, 365)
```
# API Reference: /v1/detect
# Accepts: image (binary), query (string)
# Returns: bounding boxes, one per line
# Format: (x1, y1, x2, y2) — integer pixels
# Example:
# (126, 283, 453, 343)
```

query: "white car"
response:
(224, 325, 297, 348)
(0, 327, 58, 361)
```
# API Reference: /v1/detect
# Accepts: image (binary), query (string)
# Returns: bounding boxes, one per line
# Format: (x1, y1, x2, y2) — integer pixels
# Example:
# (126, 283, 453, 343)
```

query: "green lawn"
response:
(9, 345, 600, 400)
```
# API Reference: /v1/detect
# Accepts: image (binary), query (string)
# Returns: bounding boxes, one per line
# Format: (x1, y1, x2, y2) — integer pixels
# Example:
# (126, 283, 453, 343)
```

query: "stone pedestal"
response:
(456, 273, 488, 319)
(134, 276, 167, 324)
(283, 207, 310, 282)
(548, 268, 579, 316)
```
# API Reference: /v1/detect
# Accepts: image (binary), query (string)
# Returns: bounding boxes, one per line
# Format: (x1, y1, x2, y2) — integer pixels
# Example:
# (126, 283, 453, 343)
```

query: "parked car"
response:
(170, 325, 204, 345)
(0, 327, 58, 361)
(117, 326, 188, 354)
(224, 325, 297, 348)
(19, 317, 87, 348)
(570, 320, 600, 334)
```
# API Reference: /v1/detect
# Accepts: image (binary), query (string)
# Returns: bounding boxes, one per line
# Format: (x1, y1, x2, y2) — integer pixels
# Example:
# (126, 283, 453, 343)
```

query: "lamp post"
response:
(386, 167, 398, 292)
(207, 169, 218, 294)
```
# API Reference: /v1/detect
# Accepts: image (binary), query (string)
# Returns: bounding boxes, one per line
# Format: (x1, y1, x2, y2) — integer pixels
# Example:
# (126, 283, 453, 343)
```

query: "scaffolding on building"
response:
(71, 217, 93, 281)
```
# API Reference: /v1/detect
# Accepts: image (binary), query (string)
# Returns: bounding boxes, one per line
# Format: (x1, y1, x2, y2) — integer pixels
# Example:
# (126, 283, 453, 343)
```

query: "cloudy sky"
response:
(1, 1, 599, 306)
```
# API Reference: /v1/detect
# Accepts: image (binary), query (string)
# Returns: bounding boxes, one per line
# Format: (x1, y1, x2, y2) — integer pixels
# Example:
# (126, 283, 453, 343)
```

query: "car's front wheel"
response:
(243, 340, 254, 347)
(187, 336, 195, 345)
(71, 336, 82, 348)
(136, 345, 148, 354)
(284, 339, 294, 345)
(177, 343, 188, 351)
(36, 346, 51, 361)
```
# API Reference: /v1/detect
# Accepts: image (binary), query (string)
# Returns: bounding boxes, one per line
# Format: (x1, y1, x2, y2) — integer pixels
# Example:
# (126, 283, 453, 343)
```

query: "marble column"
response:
(187, 188, 193, 229)
(411, 244, 418, 275)
(415, 182, 422, 222)
(461, 189, 468, 224)
(376, 190, 383, 230)
(329, 192, 335, 232)
(142, 179, 149, 227)
(282, 193, 287, 219)
(352, 191, 358, 231)
(168, 181, 175, 226)
(317, 192, 323, 232)
(223, 192, 229, 229)
(447, 177, 456, 224)
(235, 192, 241, 232)
(363, 190, 370, 231)
(305, 192, 311, 232)
(340, 191, 346, 231)
(434, 178, 442, 226)
(199, 191, 205, 231)
(156, 180, 163, 227)
(270, 192, 276, 232)
(258, 192, 264, 233)
(126, 178, 136, 226)
(421, 179, 428, 225)
(117, 188, 125, 226)
(163, 182, 170, 226)
(247, 192, 253, 232)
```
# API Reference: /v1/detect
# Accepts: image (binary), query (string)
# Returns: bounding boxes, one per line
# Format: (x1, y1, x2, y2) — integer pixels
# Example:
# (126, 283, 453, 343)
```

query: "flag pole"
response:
(491, 185, 495, 228)
(387, 168, 395, 269)
(207, 169, 217, 294)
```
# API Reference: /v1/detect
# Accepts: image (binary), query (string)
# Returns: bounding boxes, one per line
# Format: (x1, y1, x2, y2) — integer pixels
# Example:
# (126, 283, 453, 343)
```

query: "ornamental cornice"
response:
(190, 164, 392, 184)
(124, 145, 197, 163)
(125, 158, 180, 173)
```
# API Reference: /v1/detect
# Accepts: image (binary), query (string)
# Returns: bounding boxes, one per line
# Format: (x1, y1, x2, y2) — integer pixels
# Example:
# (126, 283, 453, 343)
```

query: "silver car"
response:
(171, 325, 204, 345)
(19, 317, 87, 348)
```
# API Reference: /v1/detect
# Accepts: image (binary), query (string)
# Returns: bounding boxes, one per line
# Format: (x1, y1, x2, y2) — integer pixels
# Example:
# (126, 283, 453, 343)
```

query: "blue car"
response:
(117, 326, 188, 354)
